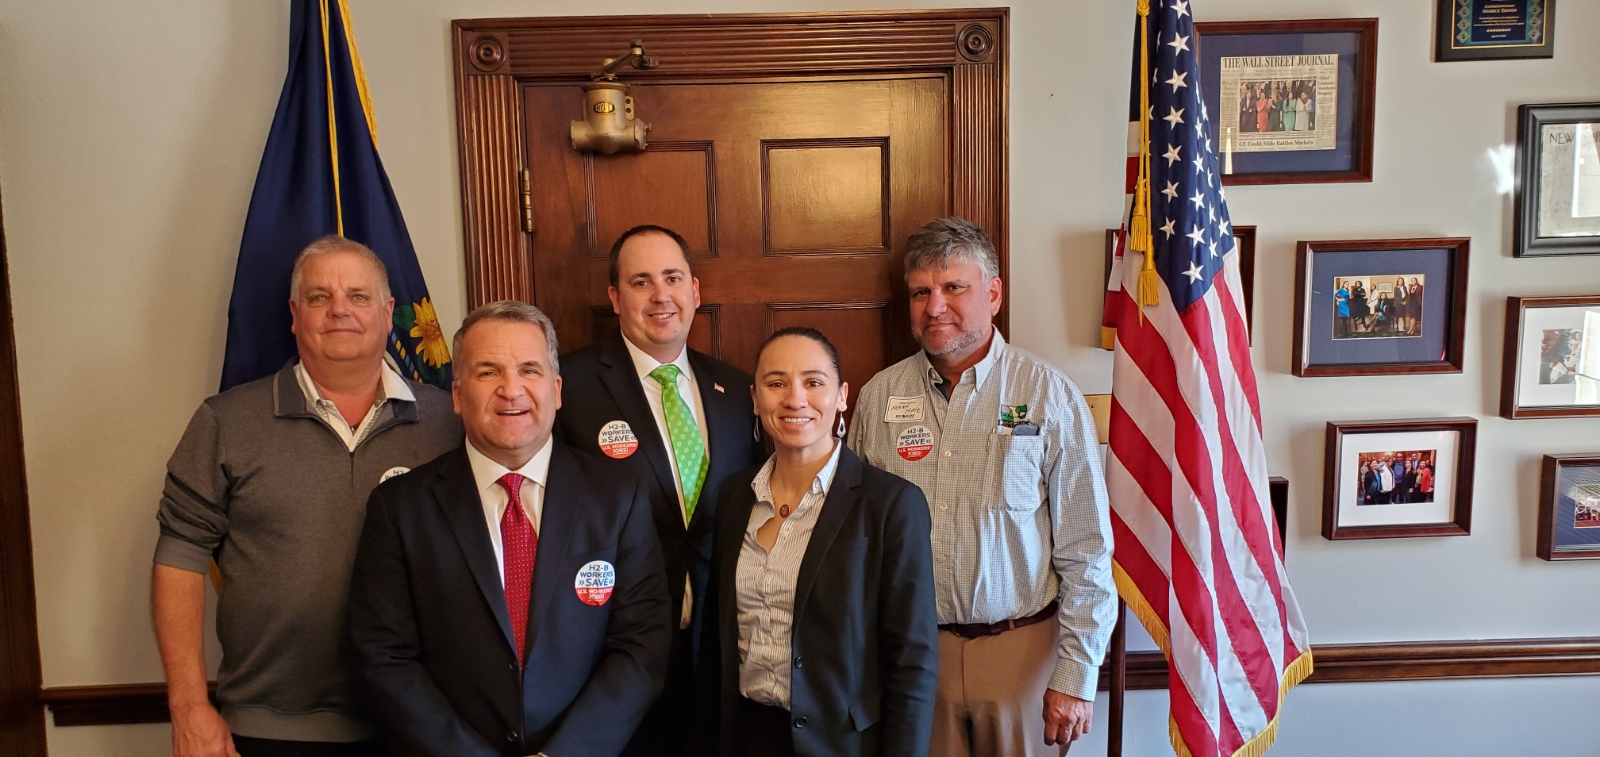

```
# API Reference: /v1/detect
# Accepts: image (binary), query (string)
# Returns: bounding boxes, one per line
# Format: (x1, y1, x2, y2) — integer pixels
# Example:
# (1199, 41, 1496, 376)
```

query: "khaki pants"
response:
(930, 618, 1068, 757)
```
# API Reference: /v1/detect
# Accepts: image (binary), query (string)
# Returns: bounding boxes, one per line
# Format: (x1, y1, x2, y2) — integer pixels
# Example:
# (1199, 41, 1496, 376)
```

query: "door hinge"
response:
(519, 168, 534, 234)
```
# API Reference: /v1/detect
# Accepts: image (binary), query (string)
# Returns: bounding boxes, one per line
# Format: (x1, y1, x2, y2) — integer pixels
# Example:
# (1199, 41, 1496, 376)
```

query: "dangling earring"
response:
(835, 411, 847, 438)
(753, 420, 762, 443)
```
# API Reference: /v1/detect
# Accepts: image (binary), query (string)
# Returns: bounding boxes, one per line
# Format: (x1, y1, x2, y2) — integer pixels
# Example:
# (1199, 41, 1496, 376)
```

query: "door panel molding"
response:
(452, 9, 1008, 334)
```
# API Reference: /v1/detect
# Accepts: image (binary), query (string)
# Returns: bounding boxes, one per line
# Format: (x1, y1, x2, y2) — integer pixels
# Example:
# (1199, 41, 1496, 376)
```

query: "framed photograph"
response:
(1293, 238, 1470, 377)
(1435, 0, 1555, 62)
(1102, 226, 1256, 349)
(1499, 295, 1600, 418)
(1539, 454, 1600, 561)
(1515, 103, 1600, 257)
(1322, 418, 1477, 540)
(1195, 18, 1378, 185)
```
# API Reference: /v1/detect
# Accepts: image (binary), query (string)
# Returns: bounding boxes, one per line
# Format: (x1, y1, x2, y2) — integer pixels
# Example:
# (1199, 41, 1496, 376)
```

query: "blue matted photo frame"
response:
(1293, 238, 1471, 377)
(1539, 454, 1600, 561)
(1196, 18, 1378, 185)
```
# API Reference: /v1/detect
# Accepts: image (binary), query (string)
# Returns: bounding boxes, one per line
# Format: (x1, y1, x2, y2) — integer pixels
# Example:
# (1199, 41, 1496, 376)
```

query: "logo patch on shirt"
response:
(379, 467, 410, 483)
(597, 420, 639, 459)
(895, 425, 935, 461)
(885, 395, 925, 422)
(575, 560, 616, 606)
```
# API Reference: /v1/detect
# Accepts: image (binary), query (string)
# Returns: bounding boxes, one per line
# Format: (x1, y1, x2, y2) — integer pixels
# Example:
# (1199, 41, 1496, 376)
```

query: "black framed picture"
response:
(1539, 454, 1600, 561)
(1323, 418, 1477, 541)
(1196, 18, 1378, 185)
(1293, 238, 1470, 377)
(1435, 0, 1555, 62)
(1515, 103, 1600, 257)
(1500, 295, 1600, 419)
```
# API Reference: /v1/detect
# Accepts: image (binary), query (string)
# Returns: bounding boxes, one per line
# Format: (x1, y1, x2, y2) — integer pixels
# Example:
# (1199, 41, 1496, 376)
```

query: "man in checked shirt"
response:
(848, 217, 1115, 756)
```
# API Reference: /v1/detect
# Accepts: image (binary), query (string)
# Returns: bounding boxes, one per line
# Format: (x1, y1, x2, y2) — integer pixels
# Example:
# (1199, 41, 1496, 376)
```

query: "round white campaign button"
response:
(574, 560, 616, 606)
(598, 420, 639, 459)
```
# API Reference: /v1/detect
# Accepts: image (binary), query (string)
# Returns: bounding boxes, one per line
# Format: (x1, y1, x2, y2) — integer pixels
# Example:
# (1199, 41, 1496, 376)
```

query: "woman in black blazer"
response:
(700, 327, 937, 757)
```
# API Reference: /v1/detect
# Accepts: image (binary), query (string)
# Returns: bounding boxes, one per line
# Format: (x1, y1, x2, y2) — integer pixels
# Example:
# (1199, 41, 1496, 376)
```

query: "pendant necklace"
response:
(779, 504, 791, 518)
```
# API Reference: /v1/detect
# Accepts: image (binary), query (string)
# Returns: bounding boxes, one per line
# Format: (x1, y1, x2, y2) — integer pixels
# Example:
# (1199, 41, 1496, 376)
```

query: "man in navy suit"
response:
(347, 300, 671, 757)
(555, 226, 762, 755)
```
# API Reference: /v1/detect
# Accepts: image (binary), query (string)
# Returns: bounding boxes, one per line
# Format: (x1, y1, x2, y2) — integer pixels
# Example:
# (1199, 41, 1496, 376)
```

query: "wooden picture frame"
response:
(1293, 238, 1470, 377)
(1500, 295, 1600, 419)
(1514, 103, 1600, 258)
(1102, 225, 1256, 350)
(1435, 0, 1555, 62)
(1538, 454, 1600, 561)
(1195, 18, 1379, 185)
(1323, 418, 1477, 541)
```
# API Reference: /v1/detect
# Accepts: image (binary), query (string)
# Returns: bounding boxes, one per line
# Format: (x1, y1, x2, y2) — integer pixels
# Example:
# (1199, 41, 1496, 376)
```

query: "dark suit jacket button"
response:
(507, 731, 519, 743)
(793, 716, 807, 729)
(508, 663, 517, 672)
(793, 656, 803, 668)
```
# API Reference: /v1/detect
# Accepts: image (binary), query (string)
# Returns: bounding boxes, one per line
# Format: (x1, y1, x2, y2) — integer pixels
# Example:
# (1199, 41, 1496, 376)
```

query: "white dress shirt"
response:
(294, 360, 416, 452)
(465, 437, 553, 580)
(735, 441, 843, 708)
(622, 336, 710, 628)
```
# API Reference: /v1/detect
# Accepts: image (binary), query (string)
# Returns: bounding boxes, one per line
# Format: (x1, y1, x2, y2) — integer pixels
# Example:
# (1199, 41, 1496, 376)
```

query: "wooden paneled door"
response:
(452, 10, 1007, 391)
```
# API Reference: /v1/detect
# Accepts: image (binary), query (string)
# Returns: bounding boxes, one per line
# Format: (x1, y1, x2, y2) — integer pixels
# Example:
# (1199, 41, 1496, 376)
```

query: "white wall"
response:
(1, 0, 1595, 754)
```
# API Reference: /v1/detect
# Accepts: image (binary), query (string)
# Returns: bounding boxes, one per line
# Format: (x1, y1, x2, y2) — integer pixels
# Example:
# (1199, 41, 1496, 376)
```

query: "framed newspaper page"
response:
(1515, 103, 1600, 257)
(1499, 295, 1600, 419)
(1195, 18, 1378, 185)
(1538, 454, 1600, 561)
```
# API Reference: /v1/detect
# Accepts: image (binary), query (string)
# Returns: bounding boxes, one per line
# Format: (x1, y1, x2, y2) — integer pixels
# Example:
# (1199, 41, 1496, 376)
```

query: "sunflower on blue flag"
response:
(221, 0, 451, 391)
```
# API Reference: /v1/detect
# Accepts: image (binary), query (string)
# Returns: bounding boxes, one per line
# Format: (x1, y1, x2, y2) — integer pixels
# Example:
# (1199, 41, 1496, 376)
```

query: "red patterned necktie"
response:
(498, 472, 536, 666)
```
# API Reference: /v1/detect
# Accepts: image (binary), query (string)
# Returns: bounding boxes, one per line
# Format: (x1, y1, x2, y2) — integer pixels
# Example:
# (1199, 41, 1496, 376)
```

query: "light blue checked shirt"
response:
(847, 331, 1115, 700)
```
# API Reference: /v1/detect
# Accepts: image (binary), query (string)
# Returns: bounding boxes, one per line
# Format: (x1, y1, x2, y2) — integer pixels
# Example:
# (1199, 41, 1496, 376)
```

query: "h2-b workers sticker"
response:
(379, 467, 410, 483)
(884, 395, 925, 422)
(895, 425, 935, 462)
(575, 560, 616, 606)
(597, 421, 639, 459)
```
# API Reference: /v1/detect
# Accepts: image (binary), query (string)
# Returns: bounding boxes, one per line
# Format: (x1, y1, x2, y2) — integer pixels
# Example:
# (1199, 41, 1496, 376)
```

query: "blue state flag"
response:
(221, 0, 450, 391)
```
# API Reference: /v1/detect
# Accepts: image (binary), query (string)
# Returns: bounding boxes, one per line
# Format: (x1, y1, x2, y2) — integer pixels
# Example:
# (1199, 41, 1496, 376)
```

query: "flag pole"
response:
(1107, 602, 1127, 756)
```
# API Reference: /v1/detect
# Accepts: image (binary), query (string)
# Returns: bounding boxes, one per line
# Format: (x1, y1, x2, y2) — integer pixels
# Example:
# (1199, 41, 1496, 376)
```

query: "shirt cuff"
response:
(152, 533, 215, 574)
(1048, 656, 1100, 702)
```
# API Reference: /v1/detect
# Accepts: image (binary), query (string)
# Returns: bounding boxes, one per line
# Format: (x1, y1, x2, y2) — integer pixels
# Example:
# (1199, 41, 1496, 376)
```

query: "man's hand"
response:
(1042, 689, 1094, 746)
(170, 702, 238, 757)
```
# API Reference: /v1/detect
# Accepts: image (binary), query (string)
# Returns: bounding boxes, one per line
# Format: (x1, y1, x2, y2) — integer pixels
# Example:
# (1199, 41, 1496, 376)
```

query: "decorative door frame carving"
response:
(450, 9, 1010, 333)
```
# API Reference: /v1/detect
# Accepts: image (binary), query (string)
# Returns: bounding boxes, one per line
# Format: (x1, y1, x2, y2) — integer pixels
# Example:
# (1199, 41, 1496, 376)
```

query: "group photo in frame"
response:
(1292, 238, 1470, 377)
(1515, 102, 1600, 257)
(1322, 418, 1478, 541)
(1195, 18, 1378, 185)
(1499, 295, 1600, 419)
(1538, 454, 1600, 561)
(1435, 0, 1555, 62)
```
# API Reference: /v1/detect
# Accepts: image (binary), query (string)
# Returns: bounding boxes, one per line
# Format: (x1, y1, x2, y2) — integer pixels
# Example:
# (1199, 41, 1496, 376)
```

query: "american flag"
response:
(1104, 2, 1313, 756)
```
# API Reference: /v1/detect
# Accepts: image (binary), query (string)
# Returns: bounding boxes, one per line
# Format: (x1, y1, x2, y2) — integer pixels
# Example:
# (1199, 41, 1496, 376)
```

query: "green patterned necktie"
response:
(648, 364, 708, 522)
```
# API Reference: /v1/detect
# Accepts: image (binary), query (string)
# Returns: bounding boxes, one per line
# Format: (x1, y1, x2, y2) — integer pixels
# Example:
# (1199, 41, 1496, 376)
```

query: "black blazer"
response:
(346, 441, 672, 757)
(704, 446, 938, 757)
(555, 333, 761, 660)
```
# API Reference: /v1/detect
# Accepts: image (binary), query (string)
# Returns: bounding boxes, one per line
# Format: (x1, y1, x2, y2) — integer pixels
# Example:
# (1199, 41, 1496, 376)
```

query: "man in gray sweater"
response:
(152, 236, 461, 757)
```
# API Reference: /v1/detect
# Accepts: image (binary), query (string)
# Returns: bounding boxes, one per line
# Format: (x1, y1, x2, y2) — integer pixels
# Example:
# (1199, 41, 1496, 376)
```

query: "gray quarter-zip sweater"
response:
(154, 361, 461, 742)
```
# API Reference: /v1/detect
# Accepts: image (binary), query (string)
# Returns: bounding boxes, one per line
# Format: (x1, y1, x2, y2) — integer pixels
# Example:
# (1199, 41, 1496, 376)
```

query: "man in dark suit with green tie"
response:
(555, 226, 763, 756)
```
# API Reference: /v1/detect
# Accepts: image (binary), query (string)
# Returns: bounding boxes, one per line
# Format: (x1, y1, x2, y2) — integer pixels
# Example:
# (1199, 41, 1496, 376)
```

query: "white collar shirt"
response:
(294, 360, 416, 452)
(465, 437, 554, 580)
(622, 336, 711, 629)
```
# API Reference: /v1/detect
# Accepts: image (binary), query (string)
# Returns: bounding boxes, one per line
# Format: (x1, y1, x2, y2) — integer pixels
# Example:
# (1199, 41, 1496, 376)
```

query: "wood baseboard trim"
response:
(38, 637, 1600, 727)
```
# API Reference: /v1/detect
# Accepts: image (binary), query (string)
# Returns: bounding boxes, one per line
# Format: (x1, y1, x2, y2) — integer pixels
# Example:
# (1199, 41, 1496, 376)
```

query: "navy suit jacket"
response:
(555, 333, 761, 663)
(346, 441, 672, 757)
(704, 447, 939, 756)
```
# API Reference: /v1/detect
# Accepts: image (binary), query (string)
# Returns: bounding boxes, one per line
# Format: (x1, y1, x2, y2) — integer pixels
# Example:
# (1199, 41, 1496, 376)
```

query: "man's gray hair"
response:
(288, 235, 392, 301)
(452, 300, 561, 375)
(902, 217, 1000, 282)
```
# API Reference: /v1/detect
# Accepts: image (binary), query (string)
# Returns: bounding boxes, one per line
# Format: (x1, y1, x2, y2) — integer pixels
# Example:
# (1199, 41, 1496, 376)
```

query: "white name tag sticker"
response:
(575, 560, 616, 606)
(597, 420, 639, 459)
(379, 467, 410, 483)
(885, 395, 925, 422)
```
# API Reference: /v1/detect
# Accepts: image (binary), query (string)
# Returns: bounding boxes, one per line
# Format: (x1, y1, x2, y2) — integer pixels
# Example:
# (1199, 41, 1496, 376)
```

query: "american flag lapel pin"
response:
(713, 383, 725, 393)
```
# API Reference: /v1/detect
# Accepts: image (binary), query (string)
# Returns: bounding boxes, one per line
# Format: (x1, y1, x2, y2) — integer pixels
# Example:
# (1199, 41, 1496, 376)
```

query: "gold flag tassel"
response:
(1130, 0, 1160, 308)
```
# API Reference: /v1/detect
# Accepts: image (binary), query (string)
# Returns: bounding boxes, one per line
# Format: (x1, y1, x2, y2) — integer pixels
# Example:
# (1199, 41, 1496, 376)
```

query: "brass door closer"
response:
(570, 41, 658, 155)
